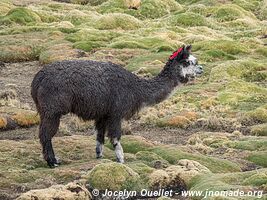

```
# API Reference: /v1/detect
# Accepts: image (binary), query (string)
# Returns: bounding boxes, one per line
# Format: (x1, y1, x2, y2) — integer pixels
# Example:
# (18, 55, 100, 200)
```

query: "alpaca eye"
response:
(183, 61, 190, 67)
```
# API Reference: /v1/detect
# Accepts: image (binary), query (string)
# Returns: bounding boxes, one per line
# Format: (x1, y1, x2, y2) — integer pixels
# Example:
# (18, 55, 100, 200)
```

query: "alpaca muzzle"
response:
(195, 65, 204, 76)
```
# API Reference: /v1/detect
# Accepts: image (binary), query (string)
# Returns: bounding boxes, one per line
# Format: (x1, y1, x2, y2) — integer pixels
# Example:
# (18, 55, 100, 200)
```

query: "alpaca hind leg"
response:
(39, 116, 60, 168)
(96, 134, 104, 159)
(95, 118, 106, 159)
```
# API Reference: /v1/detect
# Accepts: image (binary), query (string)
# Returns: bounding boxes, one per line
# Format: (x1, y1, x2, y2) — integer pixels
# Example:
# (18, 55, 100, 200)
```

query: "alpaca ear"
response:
(186, 45, 192, 51)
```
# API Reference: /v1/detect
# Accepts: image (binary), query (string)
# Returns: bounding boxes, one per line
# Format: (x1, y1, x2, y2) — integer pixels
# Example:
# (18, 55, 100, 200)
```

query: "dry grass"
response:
(11, 112, 40, 127)
(0, 116, 8, 129)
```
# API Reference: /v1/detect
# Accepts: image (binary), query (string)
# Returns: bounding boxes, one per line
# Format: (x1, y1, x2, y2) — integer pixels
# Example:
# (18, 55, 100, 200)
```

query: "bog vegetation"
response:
(0, 0, 266, 199)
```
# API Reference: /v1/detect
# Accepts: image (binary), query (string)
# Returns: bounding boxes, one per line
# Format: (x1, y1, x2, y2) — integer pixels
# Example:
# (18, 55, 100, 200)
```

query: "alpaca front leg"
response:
(112, 138, 124, 163)
(96, 140, 104, 159)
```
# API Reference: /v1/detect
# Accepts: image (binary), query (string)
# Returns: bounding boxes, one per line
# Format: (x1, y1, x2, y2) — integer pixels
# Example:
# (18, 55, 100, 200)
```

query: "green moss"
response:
(217, 80, 267, 111)
(169, 12, 207, 26)
(232, 0, 260, 12)
(226, 139, 267, 151)
(135, 151, 163, 162)
(109, 36, 176, 52)
(190, 169, 267, 199)
(66, 28, 120, 43)
(95, 13, 142, 30)
(0, 7, 41, 25)
(135, 151, 169, 167)
(200, 50, 236, 62)
(242, 173, 267, 186)
(194, 40, 248, 55)
(130, 0, 182, 19)
(127, 162, 154, 175)
(127, 161, 154, 188)
(61, 9, 99, 26)
(87, 162, 141, 191)
(0, 26, 55, 35)
(247, 107, 267, 123)
(214, 7, 242, 22)
(109, 41, 149, 49)
(188, 4, 208, 15)
(154, 45, 176, 52)
(66, 28, 122, 52)
(98, 0, 127, 13)
(256, 47, 267, 57)
(209, 64, 231, 82)
(99, 0, 182, 19)
(73, 40, 105, 51)
(210, 60, 267, 83)
(247, 151, 267, 167)
(251, 123, 267, 136)
(257, 1, 267, 20)
(212, 4, 254, 22)
(151, 146, 241, 173)
(125, 52, 169, 75)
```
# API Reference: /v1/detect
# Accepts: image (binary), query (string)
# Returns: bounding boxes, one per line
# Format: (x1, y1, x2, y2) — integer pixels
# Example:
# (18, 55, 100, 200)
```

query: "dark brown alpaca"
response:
(31, 45, 203, 167)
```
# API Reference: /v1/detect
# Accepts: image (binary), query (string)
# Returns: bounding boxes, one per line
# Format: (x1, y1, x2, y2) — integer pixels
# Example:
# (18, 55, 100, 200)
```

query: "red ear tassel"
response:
(169, 47, 183, 60)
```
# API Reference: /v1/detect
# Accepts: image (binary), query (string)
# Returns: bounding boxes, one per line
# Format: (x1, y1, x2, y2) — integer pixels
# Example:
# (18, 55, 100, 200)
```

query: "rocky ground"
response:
(0, 0, 267, 199)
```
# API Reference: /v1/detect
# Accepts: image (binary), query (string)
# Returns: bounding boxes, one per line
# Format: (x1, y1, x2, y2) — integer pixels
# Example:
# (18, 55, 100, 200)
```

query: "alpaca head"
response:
(168, 45, 203, 83)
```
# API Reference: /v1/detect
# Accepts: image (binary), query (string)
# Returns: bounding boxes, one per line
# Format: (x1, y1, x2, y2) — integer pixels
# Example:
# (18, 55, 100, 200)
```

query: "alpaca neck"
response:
(140, 63, 180, 106)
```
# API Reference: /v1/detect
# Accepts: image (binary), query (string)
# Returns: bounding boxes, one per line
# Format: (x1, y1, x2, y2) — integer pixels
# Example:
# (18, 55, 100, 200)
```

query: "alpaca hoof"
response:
(96, 154, 103, 159)
(55, 157, 61, 165)
(47, 157, 61, 168)
(47, 161, 59, 168)
(116, 158, 124, 164)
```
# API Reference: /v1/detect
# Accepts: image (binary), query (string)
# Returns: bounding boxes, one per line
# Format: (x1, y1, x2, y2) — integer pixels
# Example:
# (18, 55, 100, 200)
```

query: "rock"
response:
(86, 162, 141, 191)
(177, 159, 210, 172)
(149, 160, 210, 190)
(17, 182, 91, 200)
(165, 159, 210, 186)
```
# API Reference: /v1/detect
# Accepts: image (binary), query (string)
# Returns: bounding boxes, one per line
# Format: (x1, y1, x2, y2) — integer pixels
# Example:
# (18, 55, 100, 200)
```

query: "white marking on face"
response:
(188, 55, 197, 65)
(181, 55, 199, 77)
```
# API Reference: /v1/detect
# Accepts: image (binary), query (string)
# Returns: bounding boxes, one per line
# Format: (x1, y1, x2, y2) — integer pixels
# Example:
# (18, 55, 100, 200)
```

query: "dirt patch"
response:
(0, 61, 42, 107)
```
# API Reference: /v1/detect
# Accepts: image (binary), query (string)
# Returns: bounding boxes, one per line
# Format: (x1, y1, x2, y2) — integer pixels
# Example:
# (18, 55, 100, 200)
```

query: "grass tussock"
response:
(0, 116, 8, 129)
(0, 7, 41, 25)
(95, 13, 142, 30)
(11, 112, 40, 127)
